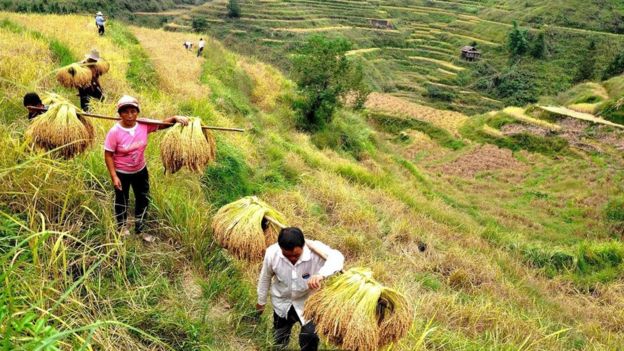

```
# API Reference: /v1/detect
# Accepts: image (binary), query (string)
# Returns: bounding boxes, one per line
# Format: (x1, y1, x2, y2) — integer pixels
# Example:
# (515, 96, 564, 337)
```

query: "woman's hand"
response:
(112, 175, 122, 191)
(174, 116, 189, 126)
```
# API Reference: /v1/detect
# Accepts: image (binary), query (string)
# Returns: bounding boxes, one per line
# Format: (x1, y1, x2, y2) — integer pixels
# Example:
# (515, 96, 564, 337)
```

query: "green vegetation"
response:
(603, 52, 624, 80)
(0, 0, 207, 18)
(291, 35, 368, 130)
(143, 0, 624, 115)
(227, 0, 241, 18)
(507, 21, 529, 57)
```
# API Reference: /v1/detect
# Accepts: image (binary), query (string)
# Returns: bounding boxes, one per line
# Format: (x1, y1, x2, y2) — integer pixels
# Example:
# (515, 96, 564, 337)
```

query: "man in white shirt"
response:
(257, 227, 344, 351)
(197, 38, 206, 57)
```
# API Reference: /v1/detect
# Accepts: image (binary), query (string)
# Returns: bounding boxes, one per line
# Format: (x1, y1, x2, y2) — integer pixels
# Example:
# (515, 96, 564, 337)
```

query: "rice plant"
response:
(211, 196, 286, 260)
(160, 117, 216, 174)
(303, 268, 413, 351)
(25, 100, 95, 159)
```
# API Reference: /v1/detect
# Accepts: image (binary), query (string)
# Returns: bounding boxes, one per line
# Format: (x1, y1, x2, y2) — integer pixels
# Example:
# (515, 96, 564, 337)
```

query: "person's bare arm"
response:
(104, 151, 121, 190)
(158, 116, 189, 130)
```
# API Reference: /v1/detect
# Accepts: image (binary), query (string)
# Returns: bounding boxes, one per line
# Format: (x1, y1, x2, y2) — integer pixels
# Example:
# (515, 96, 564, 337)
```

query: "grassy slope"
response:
(132, 0, 624, 116)
(1, 11, 624, 351)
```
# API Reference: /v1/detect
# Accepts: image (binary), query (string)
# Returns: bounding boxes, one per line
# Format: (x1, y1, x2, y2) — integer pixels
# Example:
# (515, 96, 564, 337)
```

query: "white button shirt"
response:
(257, 240, 345, 324)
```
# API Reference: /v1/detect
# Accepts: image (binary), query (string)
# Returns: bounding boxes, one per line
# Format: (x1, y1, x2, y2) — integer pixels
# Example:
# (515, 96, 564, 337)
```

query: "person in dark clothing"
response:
(79, 49, 104, 111)
(23, 92, 46, 119)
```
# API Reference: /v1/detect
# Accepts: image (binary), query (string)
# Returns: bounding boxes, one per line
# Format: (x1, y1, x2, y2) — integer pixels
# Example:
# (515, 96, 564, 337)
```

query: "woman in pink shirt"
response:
(104, 95, 188, 242)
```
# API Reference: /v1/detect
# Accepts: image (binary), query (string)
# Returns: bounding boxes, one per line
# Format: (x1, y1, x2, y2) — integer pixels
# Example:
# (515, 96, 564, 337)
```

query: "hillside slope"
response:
(1, 11, 624, 351)
(134, 0, 624, 115)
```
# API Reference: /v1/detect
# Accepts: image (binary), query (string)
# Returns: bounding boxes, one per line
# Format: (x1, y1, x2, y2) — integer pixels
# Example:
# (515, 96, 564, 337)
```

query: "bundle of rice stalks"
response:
(56, 63, 92, 88)
(83, 59, 110, 76)
(211, 196, 287, 260)
(304, 268, 413, 351)
(25, 101, 95, 159)
(160, 117, 216, 174)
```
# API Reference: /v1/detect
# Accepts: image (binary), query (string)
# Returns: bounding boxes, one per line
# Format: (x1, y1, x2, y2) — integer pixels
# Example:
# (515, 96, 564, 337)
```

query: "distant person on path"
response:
(95, 11, 106, 36)
(256, 227, 344, 351)
(183, 40, 193, 51)
(78, 49, 104, 111)
(23, 92, 46, 120)
(104, 95, 189, 242)
(197, 38, 206, 57)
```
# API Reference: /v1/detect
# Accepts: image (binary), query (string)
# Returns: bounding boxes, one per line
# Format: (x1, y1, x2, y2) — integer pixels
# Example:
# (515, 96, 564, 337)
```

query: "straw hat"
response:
(84, 49, 101, 61)
(96, 11, 103, 16)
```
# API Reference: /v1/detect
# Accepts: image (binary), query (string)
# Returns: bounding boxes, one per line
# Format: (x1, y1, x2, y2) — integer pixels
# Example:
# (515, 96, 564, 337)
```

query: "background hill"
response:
(128, 0, 624, 115)
(1, 6, 624, 351)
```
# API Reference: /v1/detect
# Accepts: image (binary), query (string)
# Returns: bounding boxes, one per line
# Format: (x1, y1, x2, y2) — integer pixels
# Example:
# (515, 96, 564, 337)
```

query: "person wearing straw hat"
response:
(78, 49, 104, 111)
(257, 227, 344, 351)
(104, 95, 189, 242)
(95, 11, 106, 36)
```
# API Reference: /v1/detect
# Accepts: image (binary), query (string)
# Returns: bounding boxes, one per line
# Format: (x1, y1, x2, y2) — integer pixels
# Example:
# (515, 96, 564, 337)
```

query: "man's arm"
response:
(308, 240, 345, 289)
(256, 250, 274, 313)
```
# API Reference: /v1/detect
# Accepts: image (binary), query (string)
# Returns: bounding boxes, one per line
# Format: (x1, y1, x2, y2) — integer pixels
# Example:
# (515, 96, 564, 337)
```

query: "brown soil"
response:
(439, 144, 526, 178)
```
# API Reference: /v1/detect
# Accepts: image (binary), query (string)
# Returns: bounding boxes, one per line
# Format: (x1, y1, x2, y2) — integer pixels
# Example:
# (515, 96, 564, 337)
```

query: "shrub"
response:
(603, 52, 624, 80)
(192, 17, 208, 33)
(507, 21, 529, 57)
(226, 0, 241, 18)
(291, 35, 369, 131)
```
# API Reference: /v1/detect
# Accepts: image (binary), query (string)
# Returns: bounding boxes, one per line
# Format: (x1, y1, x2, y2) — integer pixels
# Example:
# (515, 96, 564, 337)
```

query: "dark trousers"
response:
(98, 25, 105, 35)
(79, 90, 103, 111)
(197, 47, 204, 57)
(114, 167, 150, 233)
(273, 306, 319, 351)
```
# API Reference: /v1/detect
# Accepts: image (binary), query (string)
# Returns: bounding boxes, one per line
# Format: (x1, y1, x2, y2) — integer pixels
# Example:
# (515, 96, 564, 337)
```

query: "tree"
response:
(191, 17, 208, 33)
(227, 0, 241, 18)
(530, 31, 547, 59)
(603, 52, 624, 80)
(291, 35, 369, 130)
(574, 40, 597, 82)
(507, 21, 529, 57)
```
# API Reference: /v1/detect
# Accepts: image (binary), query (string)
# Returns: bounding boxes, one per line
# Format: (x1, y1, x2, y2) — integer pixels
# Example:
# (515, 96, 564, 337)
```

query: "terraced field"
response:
(133, 0, 624, 116)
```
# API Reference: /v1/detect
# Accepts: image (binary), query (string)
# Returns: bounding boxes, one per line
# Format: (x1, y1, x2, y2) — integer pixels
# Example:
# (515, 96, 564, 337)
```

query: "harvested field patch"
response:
(365, 93, 468, 135)
(439, 144, 526, 177)
(502, 107, 561, 131)
(538, 105, 624, 129)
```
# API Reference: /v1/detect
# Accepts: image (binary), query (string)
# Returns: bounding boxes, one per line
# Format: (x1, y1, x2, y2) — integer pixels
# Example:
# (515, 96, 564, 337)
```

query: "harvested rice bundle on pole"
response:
(90, 58, 110, 76)
(160, 117, 216, 174)
(56, 63, 93, 88)
(212, 196, 286, 260)
(304, 267, 413, 351)
(25, 101, 95, 159)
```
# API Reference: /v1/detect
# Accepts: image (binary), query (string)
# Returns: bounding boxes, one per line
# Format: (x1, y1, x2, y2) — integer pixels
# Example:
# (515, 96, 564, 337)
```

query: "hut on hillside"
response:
(370, 19, 394, 29)
(460, 45, 481, 61)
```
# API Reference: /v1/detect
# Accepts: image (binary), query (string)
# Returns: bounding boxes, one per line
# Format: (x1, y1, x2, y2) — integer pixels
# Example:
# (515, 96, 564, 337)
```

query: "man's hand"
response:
(255, 303, 265, 314)
(174, 116, 189, 126)
(112, 175, 122, 191)
(307, 275, 324, 289)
